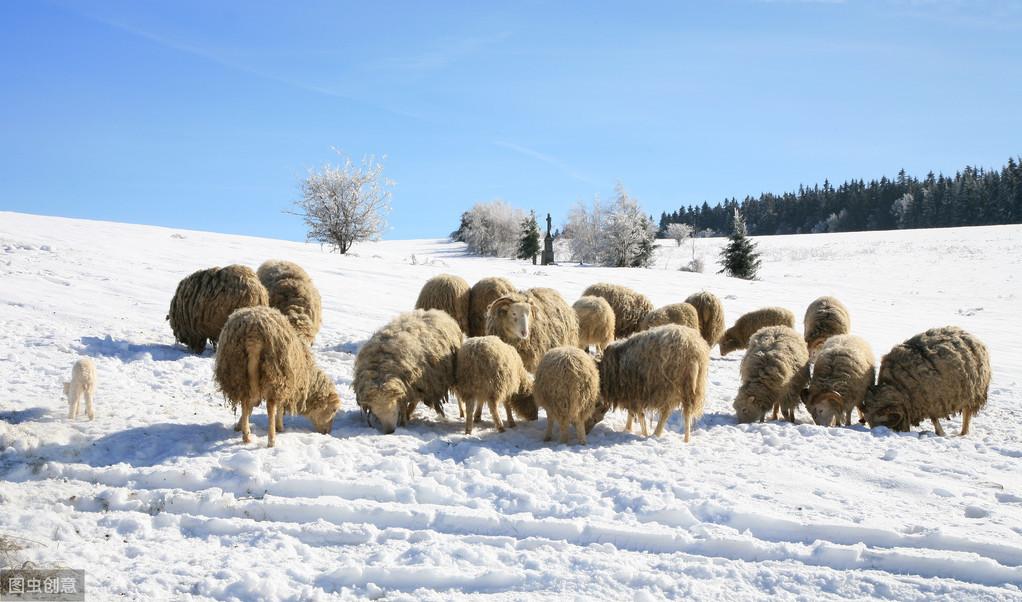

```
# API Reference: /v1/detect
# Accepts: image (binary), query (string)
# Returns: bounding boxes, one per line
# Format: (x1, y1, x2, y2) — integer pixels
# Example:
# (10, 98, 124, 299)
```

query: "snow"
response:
(1, 210, 1021, 600)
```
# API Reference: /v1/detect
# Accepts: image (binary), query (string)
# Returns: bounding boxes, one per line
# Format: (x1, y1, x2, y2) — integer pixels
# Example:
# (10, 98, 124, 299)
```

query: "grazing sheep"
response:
(257, 260, 322, 345)
(599, 325, 709, 442)
(486, 288, 579, 373)
(685, 291, 726, 347)
(167, 265, 268, 353)
(719, 307, 796, 356)
(415, 274, 471, 334)
(534, 347, 607, 445)
(581, 283, 654, 338)
(733, 326, 810, 423)
(801, 334, 876, 427)
(468, 277, 516, 337)
(863, 326, 990, 436)
(354, 309, 463, 434)
(641, 302, 699, 332)
(573, 296, 615, 355)
(215, 306, 340, 447)
(63, 358, 97, 420)
(454, 336, 533, 434)
(804, 296, 851, 355)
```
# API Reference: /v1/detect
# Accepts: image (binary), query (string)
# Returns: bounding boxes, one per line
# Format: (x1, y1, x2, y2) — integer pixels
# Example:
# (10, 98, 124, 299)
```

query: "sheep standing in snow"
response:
(718, 307, 796, 356)
(733, 326, 810, 423)
(64, 358, 97, 420)
(581, 283, 654, 338)
(801, 334, 876, 427)
(803, 296, 851, 356)
(468, 277, 516, 337)
(453, 336, 532, 434)
(534, 346, 607, 445)
(257, 260, 322, 345)
(599, 325, 709, 442)
(640, 302, 699, 332)
(215, 306, 341, 447)
(415, 274, 471, 335)
(573, 295, 615, 355)
(685, 291, 726, 347)
(863, 326, 990, 436)
(167, 265, 268, 353)
(354, 309, 463, 433)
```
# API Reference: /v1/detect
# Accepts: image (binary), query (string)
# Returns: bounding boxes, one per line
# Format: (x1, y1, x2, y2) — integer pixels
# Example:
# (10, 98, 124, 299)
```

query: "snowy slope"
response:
(0, 211, 1020, 601)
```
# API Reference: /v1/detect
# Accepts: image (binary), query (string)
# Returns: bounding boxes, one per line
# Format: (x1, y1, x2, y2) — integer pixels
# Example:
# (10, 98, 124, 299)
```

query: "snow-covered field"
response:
(1, 211, 1020, 600)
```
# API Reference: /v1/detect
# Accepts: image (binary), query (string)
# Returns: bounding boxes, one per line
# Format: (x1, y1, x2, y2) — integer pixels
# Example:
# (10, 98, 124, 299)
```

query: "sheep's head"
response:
(802, 388, 843, 427)
(718, 332, 741, 356)
(585, 398, 612, 434)
(863, 385, 910, 431)
(806, 336, 826, 358)
(732, 393, 765, 424)
(489, 296, 532, 340)
(510, 391, 539, 421)
(358, 379, 406, 434)
(305, 375, 342, 434)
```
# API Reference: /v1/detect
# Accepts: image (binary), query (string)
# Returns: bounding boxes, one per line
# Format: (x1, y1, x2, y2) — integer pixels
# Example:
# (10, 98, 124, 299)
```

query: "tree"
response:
(564, 185, 656, 267)
(293, 156, 392, 254)
(565, 196, 605, 264)
(460, 200, 524, 257)
(718, 208, 761, 280)
(450, 211, 470, 242)
(666, 223, 693, 246)
(517, 210, 541, 264)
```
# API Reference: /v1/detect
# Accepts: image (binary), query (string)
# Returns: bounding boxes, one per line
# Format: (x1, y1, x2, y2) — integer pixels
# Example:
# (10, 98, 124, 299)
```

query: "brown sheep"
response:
(257, 260, 322, 345)
(167, 265, 268, 353)
(733, 326, 810, 424)
(534, 347, 607, 445)
(719, 307, 796, 356)
(581, 283, 654, 338)
(801, 334, 876, 427)
(573, 295, 615, 354)
(453, 336, 533, 434)
(685, 291, 725, 347)
(468, 277, 516, 337)
(415, 274, 471, 334)
(641, 302, 699, 332)
(804, 296, 851, 356)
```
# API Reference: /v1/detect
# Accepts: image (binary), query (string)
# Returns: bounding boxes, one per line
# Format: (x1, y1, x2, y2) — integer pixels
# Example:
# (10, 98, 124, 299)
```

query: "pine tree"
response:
(517, 210, 541, 264)
(718, 208, 761, 280)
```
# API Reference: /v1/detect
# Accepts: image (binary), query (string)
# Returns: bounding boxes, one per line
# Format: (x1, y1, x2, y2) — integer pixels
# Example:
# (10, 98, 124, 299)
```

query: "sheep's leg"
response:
(771, 403, 780, 421)
(960, 408, 972, 436)
(653, 409, 669, 437)
(558, 418, 571, 444)
(625, 411, 634, 433)
(464, 399, 476, 434)
(683, 411, 692, 444)
(639, 412, 649, 437)
(86, 390, 95, 421)
(489, 399, 505, 432)
(504, 402, 516, 428)
(784, 406, 795, 423)
(239, 403, 252, 444)
(68, 391, 79, 420)
(574, 416, 587, 445)
(474, 402, 483, 422)
(857, 407, 866, 424)
(543, 417, 554, 442)
(266, 399, 278, 448)
(276, 410, 284, 433)
(930, 417, 946, 436)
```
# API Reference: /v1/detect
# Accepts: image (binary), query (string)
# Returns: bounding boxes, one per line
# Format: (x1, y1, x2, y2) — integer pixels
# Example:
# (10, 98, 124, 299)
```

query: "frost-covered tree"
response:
(565, 196, 606, 264)
(517, 210, 541, 264)
(564, 185, 656, 267)
(666, 223, 693, 246)
(718, 208, 761, 280)
(461, 200, 524, 257)
(293, 156, 392, 254)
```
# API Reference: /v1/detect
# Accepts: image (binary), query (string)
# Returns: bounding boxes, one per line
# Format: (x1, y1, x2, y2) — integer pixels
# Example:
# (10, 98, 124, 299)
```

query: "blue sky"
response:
(2, 0, 1020, 240)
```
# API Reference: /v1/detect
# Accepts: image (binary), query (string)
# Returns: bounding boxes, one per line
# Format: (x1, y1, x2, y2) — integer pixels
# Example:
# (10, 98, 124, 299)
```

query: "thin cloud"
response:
(493, 141, 598, 186)
(373, 31, 512, 76)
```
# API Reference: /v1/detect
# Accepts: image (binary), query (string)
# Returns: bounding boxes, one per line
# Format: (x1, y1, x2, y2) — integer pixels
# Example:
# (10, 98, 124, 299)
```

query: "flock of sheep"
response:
(159, 260, 992, 448)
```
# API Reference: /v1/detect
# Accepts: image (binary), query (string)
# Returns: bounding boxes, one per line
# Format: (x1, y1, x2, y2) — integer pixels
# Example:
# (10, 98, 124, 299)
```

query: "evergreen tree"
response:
(718, 209, 761, 280)
(517, 210, 541, 264)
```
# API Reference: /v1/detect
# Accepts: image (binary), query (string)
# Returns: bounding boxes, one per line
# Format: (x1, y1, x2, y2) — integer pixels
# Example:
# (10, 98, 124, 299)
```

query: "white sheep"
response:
(733, 325, 810, 423)
(718, 306, 796, 356)
(453, 336, 533, 434)
(803, 296, 851, 356)
(801, 334, 876, 427)
(534, 346, 606, 445)
(64, 358, 97, 420)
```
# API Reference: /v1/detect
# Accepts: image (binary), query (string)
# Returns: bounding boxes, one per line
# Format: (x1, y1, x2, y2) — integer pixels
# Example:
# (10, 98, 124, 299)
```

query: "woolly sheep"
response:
(804, 296, 851, 356)
(685, 291, 726, 347)
(468, 277, 516, 337)
(641, 302, 699, 332)
(63, 358, 97, 420)
(215, 306, 340, 447)
(862, 326, 990, 436)
(800, 334, 876, 427)
(486, 288, 579, 373)
(573, 295, 615, 354)
(719, 306, 796, 356)
(354, 309, 463, 434)
(599, 324, 709, 442)
(257, 260, 322, 345)
(733, 325, 810, 423)
(534, 346, 607, 445)
(454, 336, 533, 434)
(415, 274, 471, 334)
(581, 283, 654, 338)
(167, 265, 268, 353)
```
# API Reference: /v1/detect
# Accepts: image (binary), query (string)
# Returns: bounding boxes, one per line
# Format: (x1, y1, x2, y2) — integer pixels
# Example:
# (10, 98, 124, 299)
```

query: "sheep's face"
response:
(863, 386, 910, 431)
(306, 390, 341, 435)
(360, 380, 405, 434)
(806, 391, 843, 427)
(733, 394, 764, 424)
(718, 334, 740, 356)
(585, 399, 612, 434)
(500, 302, 532, 340)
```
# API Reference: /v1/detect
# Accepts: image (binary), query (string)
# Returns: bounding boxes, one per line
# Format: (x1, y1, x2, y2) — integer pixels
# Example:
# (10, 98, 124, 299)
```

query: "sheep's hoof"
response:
(242, 434, 251, 444)
(497, 426, 506, 433)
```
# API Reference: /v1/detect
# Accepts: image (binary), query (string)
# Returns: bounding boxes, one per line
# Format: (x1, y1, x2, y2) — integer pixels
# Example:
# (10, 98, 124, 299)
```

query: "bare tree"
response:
(666, 223, 693, 247)
(293, 156, 392, 254)
(565, 196, 605, 264)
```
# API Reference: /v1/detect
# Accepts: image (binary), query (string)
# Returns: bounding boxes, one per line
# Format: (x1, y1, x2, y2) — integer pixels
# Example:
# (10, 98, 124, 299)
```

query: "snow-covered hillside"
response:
(1, 211, 1020, 600)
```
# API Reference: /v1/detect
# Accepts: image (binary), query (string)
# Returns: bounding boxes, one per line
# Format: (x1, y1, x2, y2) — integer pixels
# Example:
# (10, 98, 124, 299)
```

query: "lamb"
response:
(640, 302, 699, 332)
(415, 274, 472, 335)
(800, 334, 876, 427)
(732, 325, 810, 423)
(581, 283, 654, 338)
(862, 326, 990, 436)
(63, 358, 97, 420)
(534, 346, 608, 445)
(599, 324, 709, 442)
(354, 309, 463, 434)
(573, 295, 615, 355)
(257, 260, 322, 345)
(685, 291, 726, 347)
(803, 296, 851, 355)
(468, 277, 516, 337)
(214, 306, 341, 447)
(167, 265, 268, 353)
(718, 307, 796, 356)
(453, 336, 533, 434)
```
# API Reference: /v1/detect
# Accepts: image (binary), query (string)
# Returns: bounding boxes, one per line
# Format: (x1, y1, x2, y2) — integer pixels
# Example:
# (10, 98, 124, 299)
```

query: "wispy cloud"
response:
(493, 141, 598, 186)
(372, 31, 512, 77)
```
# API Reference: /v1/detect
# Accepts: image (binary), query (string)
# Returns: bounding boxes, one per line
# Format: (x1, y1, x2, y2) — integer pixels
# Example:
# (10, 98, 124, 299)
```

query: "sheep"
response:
(214, 306, 341, 447)
(733, 325, 810, 424)
(534, 346, 608, 445)
(581, 283, 654, 338)
(599, 324, 709, 442)
(719, 307, 796, 356)
(63, 358, 97, 420)
(803, 296, 851, 356)
(257, 260, 322, 345)
(685, 291, 726, 347)
(800, 334, 876, 427)
(640, 302, 699, 332)
(167, 265, 268, 353)
(415, 274, 471, 334)
(573, 295, 615, 355)
(453, 336, 533, 434)
(862, 326, 990, 436)
(468, 277, 516, 337)
(354, 309, 463, 434)
(486, 288, 579, 373)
